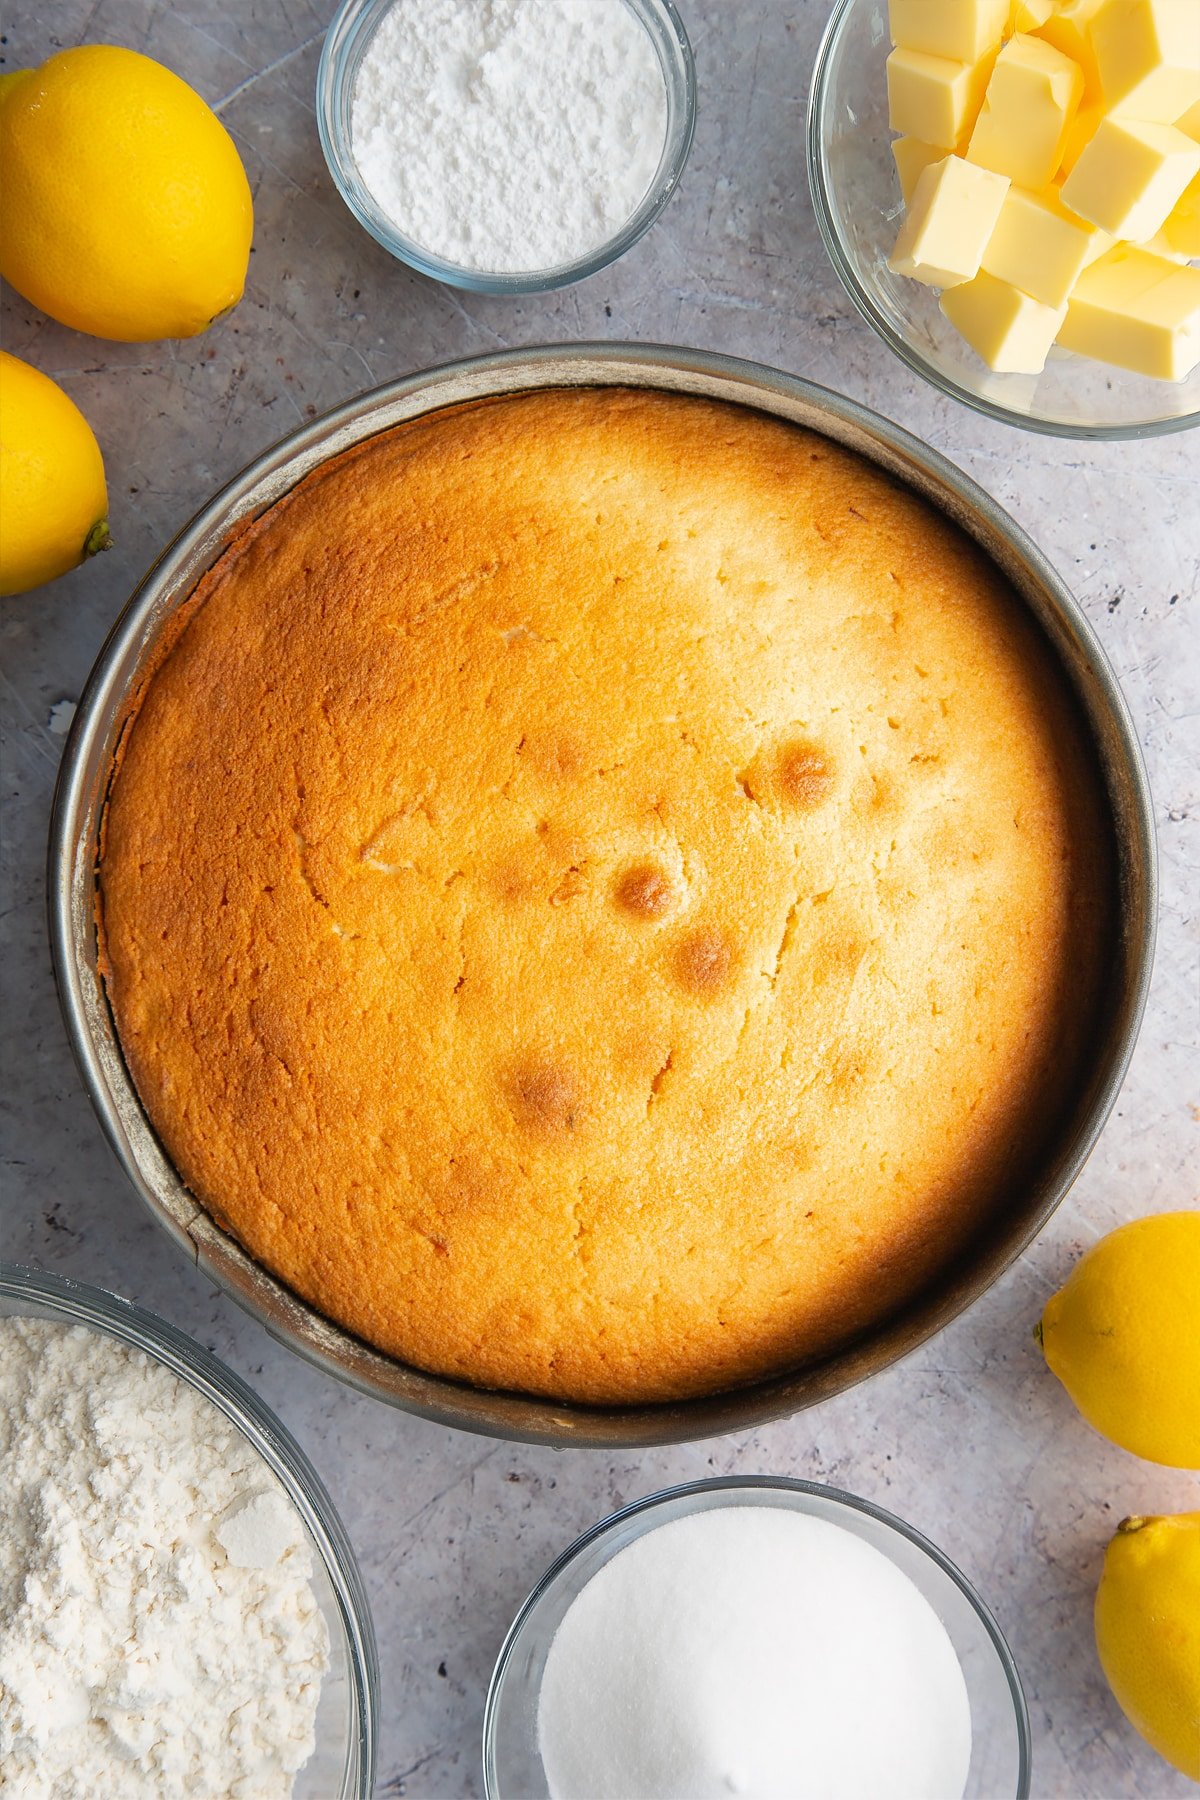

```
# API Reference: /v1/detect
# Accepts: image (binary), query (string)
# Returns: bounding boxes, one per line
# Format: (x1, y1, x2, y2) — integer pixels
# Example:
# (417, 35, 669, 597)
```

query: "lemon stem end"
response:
(84, 520, 112, 560)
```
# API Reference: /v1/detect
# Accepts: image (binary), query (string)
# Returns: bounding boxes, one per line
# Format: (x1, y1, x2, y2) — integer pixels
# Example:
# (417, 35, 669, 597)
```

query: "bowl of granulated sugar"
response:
(484, 1477, 1032, 1800)
(316, 0, 695, 292)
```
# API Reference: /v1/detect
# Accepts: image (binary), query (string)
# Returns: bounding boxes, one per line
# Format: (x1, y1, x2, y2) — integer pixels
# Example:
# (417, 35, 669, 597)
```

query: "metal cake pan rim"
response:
(48, 342, 1157, 1447)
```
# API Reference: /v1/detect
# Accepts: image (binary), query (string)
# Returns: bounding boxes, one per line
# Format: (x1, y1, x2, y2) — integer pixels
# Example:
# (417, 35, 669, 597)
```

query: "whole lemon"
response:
(1095, 1512, 1200, 1780)
(1039, 1210, 1200, 1467)
(0, 45, 252, 342)
(0, 351, 110, 597)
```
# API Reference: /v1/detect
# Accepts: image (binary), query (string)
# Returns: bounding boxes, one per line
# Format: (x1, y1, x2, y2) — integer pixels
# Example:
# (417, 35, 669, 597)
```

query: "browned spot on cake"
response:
(779, 740, 834, 809)
(739, 738, 834, 810)
(674, 926, 735, 997)
(615, 862, 675, 919)
(505, 1058, 582, 1137)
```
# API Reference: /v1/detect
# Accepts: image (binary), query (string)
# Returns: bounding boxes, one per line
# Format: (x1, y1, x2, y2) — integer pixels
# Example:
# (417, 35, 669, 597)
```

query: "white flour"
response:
(0, 1318, 329, 1799)
(350, 0, 669, 272)
(537, 1506, 973, 1799)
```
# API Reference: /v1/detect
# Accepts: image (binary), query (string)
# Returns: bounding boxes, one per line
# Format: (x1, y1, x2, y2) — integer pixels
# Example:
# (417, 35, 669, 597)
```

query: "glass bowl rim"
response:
(806, 0, 1200, 442)
(315, 0, 697, 295)
(0, 1262, 378, 1800)
(482, 1472, 1033, 1799)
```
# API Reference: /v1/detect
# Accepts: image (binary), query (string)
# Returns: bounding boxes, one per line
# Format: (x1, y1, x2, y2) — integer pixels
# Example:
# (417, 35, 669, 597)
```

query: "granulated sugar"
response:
(350, 0, 669, 273)
(537, 1506, 973, 1800)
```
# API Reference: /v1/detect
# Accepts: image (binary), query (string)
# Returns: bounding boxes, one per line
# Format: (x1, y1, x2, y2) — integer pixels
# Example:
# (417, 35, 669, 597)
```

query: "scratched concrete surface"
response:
(1, 3, 1198, 1796)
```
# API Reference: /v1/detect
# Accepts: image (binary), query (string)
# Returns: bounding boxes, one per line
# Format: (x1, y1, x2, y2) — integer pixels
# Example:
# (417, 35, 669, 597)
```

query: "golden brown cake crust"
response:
(99, 389, 1111, 1403)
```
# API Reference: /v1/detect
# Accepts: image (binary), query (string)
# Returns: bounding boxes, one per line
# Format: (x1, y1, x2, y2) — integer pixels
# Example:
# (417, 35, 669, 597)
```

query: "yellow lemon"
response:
(0, 351, 110, 597)
(1095, 1512, 1200, 1780)
(0, 45, 252, 342)
(1039, 1210, 1200, 1467)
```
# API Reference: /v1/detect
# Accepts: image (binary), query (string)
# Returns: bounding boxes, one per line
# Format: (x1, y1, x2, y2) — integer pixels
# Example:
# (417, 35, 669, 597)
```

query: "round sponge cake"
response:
(99, 388, 1110, 1404)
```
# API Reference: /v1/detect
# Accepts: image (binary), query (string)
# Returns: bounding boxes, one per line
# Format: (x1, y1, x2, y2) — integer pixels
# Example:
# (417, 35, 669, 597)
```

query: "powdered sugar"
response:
(0, 1317, 328, 1800)
(350, 0, 669, 273)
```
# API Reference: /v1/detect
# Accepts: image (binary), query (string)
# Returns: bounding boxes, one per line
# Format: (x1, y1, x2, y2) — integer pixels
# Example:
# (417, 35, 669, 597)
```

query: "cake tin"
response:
(315, 0, 696, 294)
(808, 0, 1200, 438)
(484, 1476, 1031, 1798)
(0, 1264, 377, 1800)
(49, 342, 1155, 1449)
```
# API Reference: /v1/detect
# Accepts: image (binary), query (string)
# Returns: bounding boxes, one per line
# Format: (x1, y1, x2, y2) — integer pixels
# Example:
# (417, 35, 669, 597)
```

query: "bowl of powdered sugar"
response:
(316, 0, 695, 291)
(0, 1266, 376, 1800)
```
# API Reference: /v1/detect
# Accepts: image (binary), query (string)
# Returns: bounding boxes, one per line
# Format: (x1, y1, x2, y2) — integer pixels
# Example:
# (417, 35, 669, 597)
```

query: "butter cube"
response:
(887, 47, 995, 149)
(889, 155, 1011, 285)
(1139, 223, 1193, 261)
(892, 136, 944, 202)
(941, 269, 1068, 370)
(1011, 0, 1055, 30)
(1156, 168, 1200, 255)
(1081, 228, 1119, 266)
(889, 0, 1009, 64)
(1058, 243, 1200, 375)
(982, 185, 1113, 304)
(968, 35, 1085, 189)
(1060, 115, 1200, 236)
(1144, 94, 1194, 253)
(1057, 101, 1106, 176)
(1089, 0, 1200, 123)
(1034, 0, 1106, 103)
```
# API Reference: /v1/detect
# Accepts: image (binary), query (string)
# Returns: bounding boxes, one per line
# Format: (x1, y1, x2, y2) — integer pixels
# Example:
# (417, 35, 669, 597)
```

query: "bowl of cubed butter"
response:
(808, 0, 1200, 436)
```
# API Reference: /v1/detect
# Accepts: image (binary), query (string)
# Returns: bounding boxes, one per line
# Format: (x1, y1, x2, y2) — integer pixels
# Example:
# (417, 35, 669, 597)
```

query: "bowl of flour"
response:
(316, 0, 696, 291)
(484, 1476, 1032, 1800)
(0, 1266, 377, 1800)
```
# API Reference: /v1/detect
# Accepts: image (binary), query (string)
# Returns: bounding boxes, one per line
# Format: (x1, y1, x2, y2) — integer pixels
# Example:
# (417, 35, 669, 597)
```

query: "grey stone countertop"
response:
(1, 3, 1197, 1796)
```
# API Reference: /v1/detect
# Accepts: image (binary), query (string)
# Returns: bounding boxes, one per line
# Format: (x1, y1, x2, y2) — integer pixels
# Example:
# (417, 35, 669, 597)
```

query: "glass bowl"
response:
(315, 0, 696, 294)
(484, 1476, 1031, 1799)
(0, 1265, 377, 1800)
(807, 0, 1200, 438)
